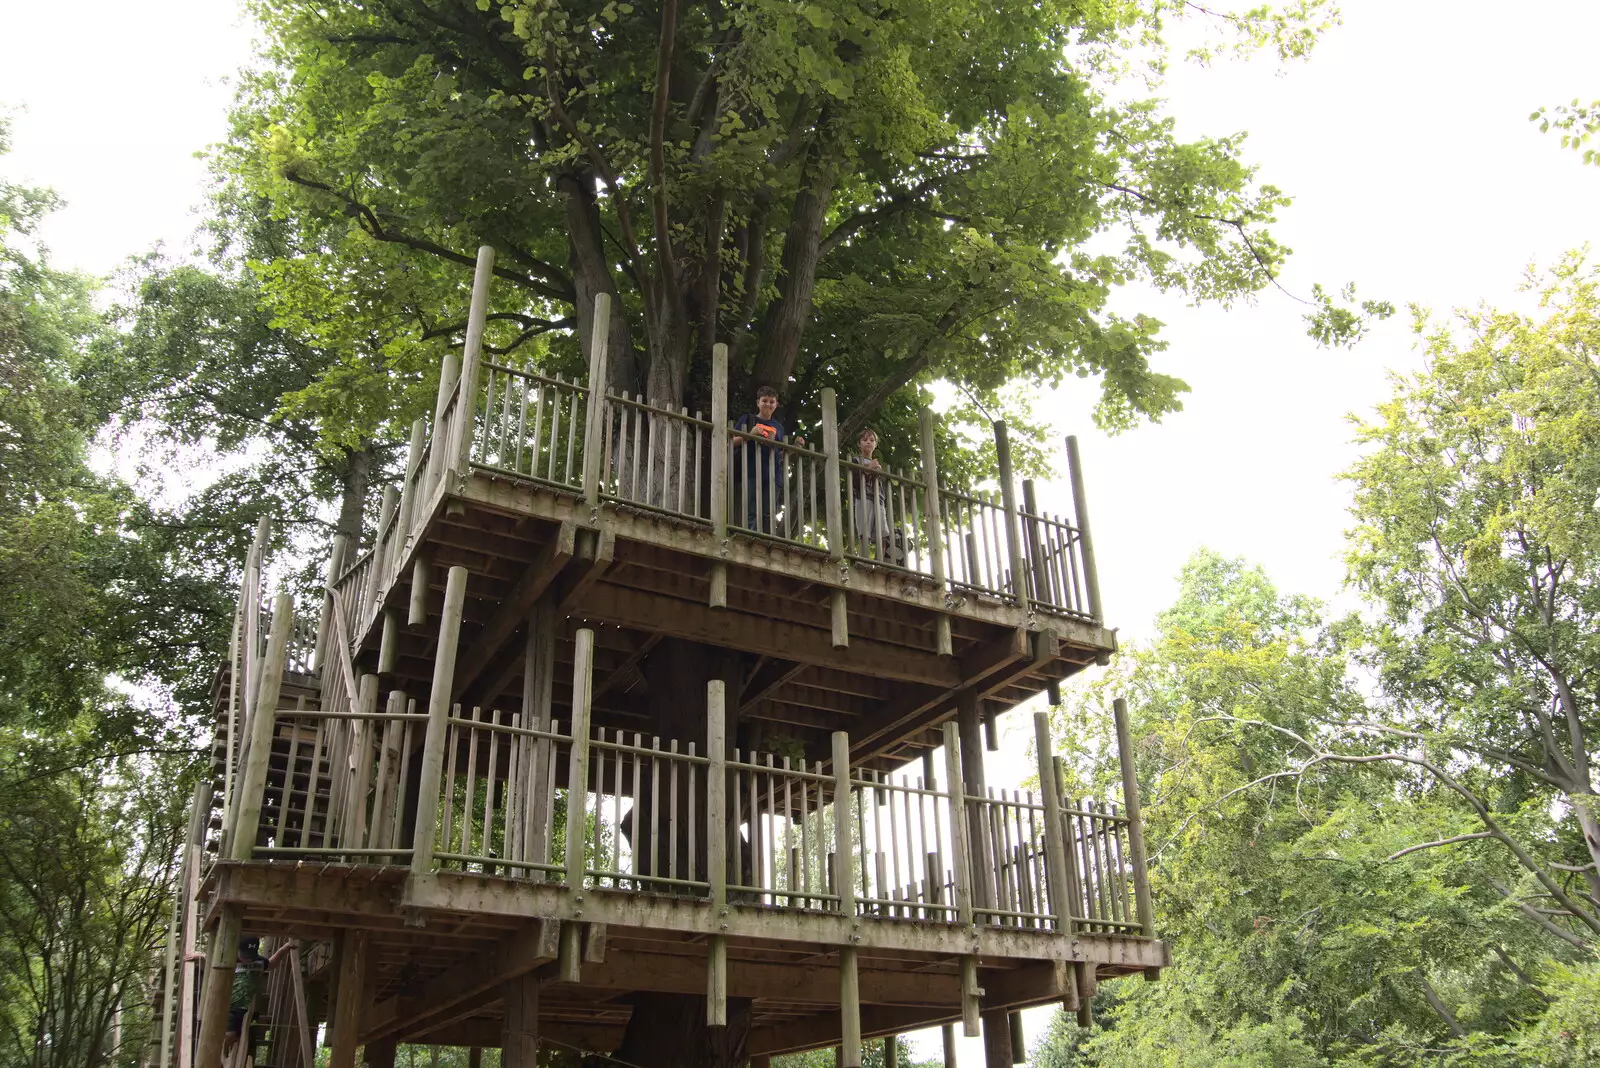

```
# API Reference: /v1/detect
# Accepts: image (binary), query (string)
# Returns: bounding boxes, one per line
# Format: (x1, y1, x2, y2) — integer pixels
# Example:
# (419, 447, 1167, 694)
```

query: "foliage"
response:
(1532, 99, 1600, 165)
(214, 0, 1382, 485)
(772, 1039, 940, 1068)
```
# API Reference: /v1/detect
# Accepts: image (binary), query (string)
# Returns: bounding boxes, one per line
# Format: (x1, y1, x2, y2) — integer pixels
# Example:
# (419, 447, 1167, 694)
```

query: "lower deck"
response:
(209, 860, 1164, 1058)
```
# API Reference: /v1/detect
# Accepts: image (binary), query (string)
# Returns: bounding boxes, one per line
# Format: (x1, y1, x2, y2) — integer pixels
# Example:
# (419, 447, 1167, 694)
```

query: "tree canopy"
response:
(219, 0, 1379, 471)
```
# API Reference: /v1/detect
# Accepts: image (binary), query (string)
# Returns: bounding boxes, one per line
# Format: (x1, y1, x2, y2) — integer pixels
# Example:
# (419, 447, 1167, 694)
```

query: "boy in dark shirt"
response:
(733, 385, 803, 534)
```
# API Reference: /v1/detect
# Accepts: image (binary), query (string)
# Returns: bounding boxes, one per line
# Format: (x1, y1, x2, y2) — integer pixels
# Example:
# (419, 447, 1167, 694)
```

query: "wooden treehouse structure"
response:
(155, 248, 1163, 1068)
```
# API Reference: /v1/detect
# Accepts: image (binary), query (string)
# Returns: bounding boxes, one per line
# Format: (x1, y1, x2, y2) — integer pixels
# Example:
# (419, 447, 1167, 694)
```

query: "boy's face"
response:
(858, 430, 878, 455)
(756, 393, 778, 418)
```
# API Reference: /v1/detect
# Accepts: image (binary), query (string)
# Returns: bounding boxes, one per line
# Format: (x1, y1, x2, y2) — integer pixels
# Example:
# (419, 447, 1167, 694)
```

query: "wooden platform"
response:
(352, 467, 1115, 772)
(208, 861, 1164, 1058)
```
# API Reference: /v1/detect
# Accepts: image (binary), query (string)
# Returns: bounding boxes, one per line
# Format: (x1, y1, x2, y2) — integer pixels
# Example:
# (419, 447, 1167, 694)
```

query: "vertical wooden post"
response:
(940, 722, 973, 929)
(919, 407, 952, 657)
(328, 931, 369, 1068)
(558, 921, 583, 984)
(396, 416, 426, 541)
(468, 1049, 483, 1068)
(1064, 435, 1102, 621)
(175, 782, 206, 1068)
(1033, 712, 1075, 935)
(412, 566, 469, 873)
(523, 601, 557, 876)
(821, 388, 844, 556)
(157, 887, 178, 1068)
(314, 534, 350, 696)
(959, 955, 981, 1038)
(453, 245, 497, 475)
(501, 972, 539, 1067)
(884, 1035, 899, 1068)
(1008, 1011, 1025, 1063)
(1112, 697, 1154, 936)
(830, 589, 849, 650)
(993, 421, 1030, 613)
(364, 487, 398, 611)
(378, 610, 399, 675)
(707, 677, 729, 1027)
(409, 554, 431, 627)
(838, 945, 861, 1068)
(1021, 479, 1051, 610)
(956, 691, 991, 912)
(565, 627, 596, 887)
(231, 593, 293, 860)
(830, 731, 856, 919)
(191, 904, 242, 1068)
(980, 1009, 1013, 1068)
(581, 292, 613, 509)
(941, 1024, 957, 1068)
(709, 341, 730, 608)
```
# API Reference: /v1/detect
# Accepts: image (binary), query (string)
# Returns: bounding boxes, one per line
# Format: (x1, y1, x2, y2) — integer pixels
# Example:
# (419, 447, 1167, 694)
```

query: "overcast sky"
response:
(2, 0, 1598, 1063)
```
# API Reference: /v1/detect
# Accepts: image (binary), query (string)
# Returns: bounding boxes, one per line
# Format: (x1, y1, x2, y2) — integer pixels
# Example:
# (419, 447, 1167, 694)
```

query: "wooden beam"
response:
(575, 583, 961, 687)
(555, 527, 616, 614)
(451, 522, 576, 699)
(360, 920, 559, 1045)
(738, 657, 807, 712)
(592, 632, 663, 702)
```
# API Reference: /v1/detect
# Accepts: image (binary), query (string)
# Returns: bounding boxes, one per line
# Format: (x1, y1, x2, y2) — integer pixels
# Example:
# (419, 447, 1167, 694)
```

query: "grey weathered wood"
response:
(1008, 1010, 1025, 1063)
(1112, 697, 1154, 935)
(412, 566, 470, 873)
(940, 722, 974, 929)
(1035, 714, 1074, 935)
(918, 407, 952, 656)
(396, 416, 426, 541)
(1064, 435, 1102, 621)
(956, 691, 992, 912)
(502, 971, 539, 1067)
(565, 627, 596, 886)
(707, 934, 728, 1028)
(231, 593, 293, 860)
(378, 609, 398, 675)
(409, 553, 430, 628)
(993, 421, 1029, 613)
(452, 246, 497, 475)
(708, 679, 728, 911)
(581, 293, 613, 508)
(831, 731, 856, 919)
(941, 1024, 957, 1068)
(839, 945, 861, 1067)
(328, 931, 369, 1068)
(1021, 479, 1052, 611)
(830, 589, 849, 650)
(822, 389, 843, 557)
(191, 904, 242, 1068)
(710, 344, 729, 605)
(313, 533, 348, 694)
(960, 955, 981, 1037)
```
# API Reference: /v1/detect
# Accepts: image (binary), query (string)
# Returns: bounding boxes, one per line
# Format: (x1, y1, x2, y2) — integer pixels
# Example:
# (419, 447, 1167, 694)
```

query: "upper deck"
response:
(325, 311, 1114, 772)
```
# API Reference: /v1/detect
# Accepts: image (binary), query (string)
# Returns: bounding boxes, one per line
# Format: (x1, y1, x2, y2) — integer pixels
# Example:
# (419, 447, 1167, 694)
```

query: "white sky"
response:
(3, 0, 1598, 1064)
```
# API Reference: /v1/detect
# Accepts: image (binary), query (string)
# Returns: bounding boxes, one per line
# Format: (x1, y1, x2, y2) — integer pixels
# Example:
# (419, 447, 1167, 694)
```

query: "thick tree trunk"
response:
(561, 170, 638, 397)
(611, 639, 754, 1066)
(752, 146, 838, 396)
(334, 441, 376, 546)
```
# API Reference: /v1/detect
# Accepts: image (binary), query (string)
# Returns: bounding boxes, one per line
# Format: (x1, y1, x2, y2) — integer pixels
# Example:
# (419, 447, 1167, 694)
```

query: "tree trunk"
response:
(561, 169, 638, 397)
(335, 441, 376, 546)
(752, 145, 838, 396)
(610, 639, 754, 1066)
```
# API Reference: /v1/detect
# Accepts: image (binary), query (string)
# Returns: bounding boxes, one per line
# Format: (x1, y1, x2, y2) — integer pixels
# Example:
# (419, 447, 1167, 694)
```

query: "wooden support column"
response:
(956, 690, 991, 912)
(1008, 1011, 1025, 1063)
(1075, 962, 1097, 1027)
(452, 245, 496, 475)
(839, 946, 861, 1068)
(522, 601, 557, 877)
(993, 421, 1029, 614)
(919, 407, 953, 657)
(408, 554, 430, 627)
(314, 533, 350, 688)
(468, 1050, 483, 1068)
(1065, 435, 1102, 622)
(412, 566, 469, 873)
(939, 722, 973, 930)
(364, 1041, 397, 1068)
(395, 416, 426, 541)
(329, 931, 370, 1068)
(1113, 697, 1157, 944)
(941, 1024, 957, 1068)
(980, 1008, 1013, 1068)
(831, 731, 856, 919)
(364, 486, 398, 610)
(707, 677, 729, 1027)
(581, 292, 613, 509)
(191, 904, 242, 1068)
(822, 388, 848, 648)
(501, 971, 539, 1067)
(883, 1035, 899, 1068)
(565, 628, 596, 888)
(378, 610, 399, 675)
(1033, 712, 1076, 935)
(230, 593, 293, 859)
(709, 341, 729, 607)
(960, 956, 981, 1039)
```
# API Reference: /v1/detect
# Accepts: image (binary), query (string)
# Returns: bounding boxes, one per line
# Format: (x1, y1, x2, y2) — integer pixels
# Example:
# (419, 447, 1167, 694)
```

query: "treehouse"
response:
(155, 248, 1164, 1068)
